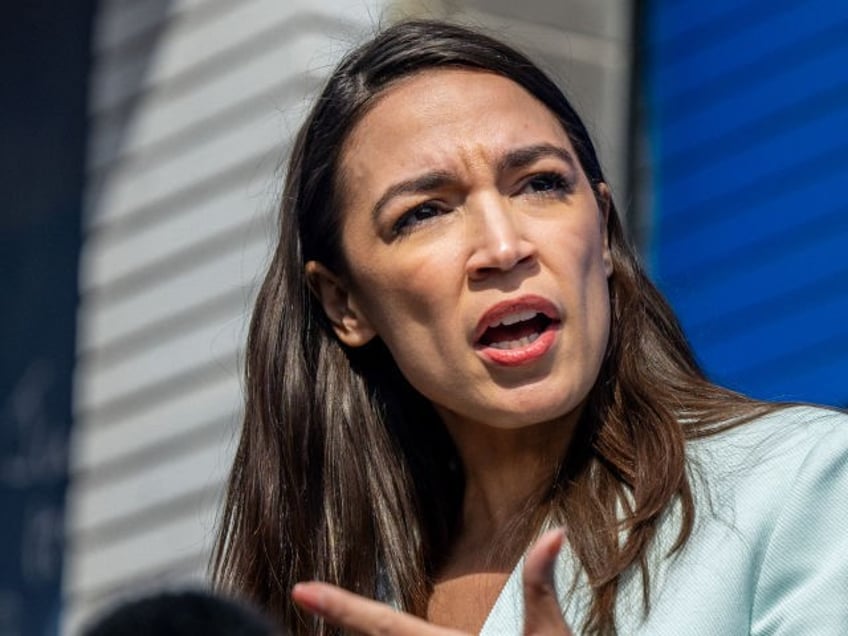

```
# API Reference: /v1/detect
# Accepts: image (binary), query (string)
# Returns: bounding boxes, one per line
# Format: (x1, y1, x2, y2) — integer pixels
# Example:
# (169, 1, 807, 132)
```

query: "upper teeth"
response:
(491, 310, 538, 328)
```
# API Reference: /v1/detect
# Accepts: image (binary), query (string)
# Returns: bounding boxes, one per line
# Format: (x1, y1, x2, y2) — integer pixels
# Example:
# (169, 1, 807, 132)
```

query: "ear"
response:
(305, 261, 377, 347)
(596, 182, 614, 278)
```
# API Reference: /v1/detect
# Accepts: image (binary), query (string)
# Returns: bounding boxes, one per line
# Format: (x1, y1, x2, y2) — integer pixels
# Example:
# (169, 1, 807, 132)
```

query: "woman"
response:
(212, 20, 848, 635)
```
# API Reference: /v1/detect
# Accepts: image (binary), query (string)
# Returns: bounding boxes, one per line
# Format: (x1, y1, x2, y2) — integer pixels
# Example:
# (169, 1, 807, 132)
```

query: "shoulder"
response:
(736, 405, 848, 633)
(688, 405, 848, 487)
(685, 404, 848, 531)
(684, 405, 848, 634)
(624, 406, 848, 634)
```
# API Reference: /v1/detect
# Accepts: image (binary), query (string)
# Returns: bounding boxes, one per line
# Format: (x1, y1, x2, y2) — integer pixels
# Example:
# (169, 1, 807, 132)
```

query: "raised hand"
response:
(520, 529, 573, 635)
(291, 528, 573, 635)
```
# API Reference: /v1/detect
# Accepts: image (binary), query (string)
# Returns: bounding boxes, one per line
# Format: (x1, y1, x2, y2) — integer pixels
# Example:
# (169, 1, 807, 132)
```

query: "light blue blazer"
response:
(481, 406, 848, 635)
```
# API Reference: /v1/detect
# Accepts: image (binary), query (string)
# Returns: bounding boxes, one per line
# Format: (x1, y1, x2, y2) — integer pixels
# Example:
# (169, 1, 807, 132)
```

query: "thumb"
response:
(522, 528, 573, 636)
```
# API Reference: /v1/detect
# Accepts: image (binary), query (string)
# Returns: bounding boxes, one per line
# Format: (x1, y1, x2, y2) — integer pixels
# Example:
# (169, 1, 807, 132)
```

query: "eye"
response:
(392, 201, 449, 236)
(521, 172, 574, 197)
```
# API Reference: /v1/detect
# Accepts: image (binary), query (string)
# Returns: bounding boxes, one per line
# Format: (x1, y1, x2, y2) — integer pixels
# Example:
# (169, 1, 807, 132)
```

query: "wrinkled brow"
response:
(370, 143, 577, 221)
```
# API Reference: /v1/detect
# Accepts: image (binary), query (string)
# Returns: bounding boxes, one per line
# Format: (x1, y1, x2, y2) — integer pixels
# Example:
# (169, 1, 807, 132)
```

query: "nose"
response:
(465, 196, 537, 280)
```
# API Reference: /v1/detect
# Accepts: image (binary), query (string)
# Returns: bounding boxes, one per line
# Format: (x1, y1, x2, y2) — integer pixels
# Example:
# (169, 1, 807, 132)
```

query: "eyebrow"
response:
(370, 143, 578, 222)
(497, 143, 578, 174)
(372, 170, 455, 222)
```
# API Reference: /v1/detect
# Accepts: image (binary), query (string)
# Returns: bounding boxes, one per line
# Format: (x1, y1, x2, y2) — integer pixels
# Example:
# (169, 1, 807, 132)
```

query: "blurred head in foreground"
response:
(81, 589, 280, 636)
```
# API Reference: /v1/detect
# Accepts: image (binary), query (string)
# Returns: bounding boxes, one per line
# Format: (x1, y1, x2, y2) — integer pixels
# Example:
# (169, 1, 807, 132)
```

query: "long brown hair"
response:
(212, 20, 775, 634)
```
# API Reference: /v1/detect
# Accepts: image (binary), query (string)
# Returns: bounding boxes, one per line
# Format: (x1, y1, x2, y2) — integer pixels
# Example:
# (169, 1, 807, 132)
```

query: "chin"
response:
(468, 393, 588, 430)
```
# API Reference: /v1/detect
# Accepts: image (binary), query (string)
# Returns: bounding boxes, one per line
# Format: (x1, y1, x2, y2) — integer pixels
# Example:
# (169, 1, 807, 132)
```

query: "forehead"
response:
(339, 69, 573, 194)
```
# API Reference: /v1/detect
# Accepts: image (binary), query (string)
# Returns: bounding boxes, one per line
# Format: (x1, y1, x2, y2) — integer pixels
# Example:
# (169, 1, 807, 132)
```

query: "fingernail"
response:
(292, 582, 326, 614)
(547, 529, 565, 558)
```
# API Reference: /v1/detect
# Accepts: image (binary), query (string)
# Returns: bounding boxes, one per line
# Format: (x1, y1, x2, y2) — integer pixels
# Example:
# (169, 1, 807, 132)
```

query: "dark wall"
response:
(1, 2, 94, 634)
(644, 0, 848, 406)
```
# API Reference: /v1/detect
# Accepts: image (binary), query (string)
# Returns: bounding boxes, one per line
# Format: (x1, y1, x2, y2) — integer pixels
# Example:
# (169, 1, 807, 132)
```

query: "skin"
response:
(304, 69, 613, 633)
(292, 528, 573, 636)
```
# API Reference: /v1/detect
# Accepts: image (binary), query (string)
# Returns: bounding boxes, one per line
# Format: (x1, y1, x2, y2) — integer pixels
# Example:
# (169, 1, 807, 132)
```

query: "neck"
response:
(437, 408, 579, 551)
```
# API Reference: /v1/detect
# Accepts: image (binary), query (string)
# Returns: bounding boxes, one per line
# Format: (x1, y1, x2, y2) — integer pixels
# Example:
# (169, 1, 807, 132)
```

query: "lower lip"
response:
(477, 324, 559, 367)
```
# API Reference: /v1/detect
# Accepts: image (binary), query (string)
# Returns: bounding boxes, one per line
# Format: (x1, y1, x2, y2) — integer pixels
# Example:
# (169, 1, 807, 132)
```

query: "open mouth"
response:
(473, 296, 561, 366)
(478, 311, 555, 350)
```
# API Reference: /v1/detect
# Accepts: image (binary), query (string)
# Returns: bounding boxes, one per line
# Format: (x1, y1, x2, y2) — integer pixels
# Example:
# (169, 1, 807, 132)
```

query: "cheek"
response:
(566, 228, 613, 354)
(349, 271, 450, 366)
(589, 285, 611, 354)
(555, 219, 610, 291)
(358, 264, 440, 321)
(349, 240, 465, 332)
(350, 264, 466, 391)
(585, 265, 612, 372)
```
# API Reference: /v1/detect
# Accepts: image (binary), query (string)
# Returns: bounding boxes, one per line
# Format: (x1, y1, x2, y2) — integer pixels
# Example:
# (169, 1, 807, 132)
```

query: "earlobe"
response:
(304, 261, 376, 347)
(597, 183, 614, 278)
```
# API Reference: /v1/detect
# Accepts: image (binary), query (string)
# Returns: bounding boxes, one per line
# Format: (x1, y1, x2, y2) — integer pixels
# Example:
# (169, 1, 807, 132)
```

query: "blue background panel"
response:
(646, 0, 848, 405)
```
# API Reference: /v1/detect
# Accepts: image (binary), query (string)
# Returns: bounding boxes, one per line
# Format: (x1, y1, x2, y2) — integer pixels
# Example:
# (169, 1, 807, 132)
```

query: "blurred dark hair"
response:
(81, 590, 279, 636)
(212, 19, 774, 635)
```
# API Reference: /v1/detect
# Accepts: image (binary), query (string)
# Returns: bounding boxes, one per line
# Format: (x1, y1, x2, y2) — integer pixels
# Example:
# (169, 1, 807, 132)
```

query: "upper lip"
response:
(472, 294, 561, 344)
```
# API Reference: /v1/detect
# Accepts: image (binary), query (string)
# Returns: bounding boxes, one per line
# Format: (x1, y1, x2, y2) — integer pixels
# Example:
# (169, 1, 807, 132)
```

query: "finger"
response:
(292, 582, 467, 636)
(522, 528, 573, 636)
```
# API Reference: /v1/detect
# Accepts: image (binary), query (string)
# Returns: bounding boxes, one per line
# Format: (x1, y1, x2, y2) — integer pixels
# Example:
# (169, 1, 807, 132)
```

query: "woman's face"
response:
(309, 69, 612, 430)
